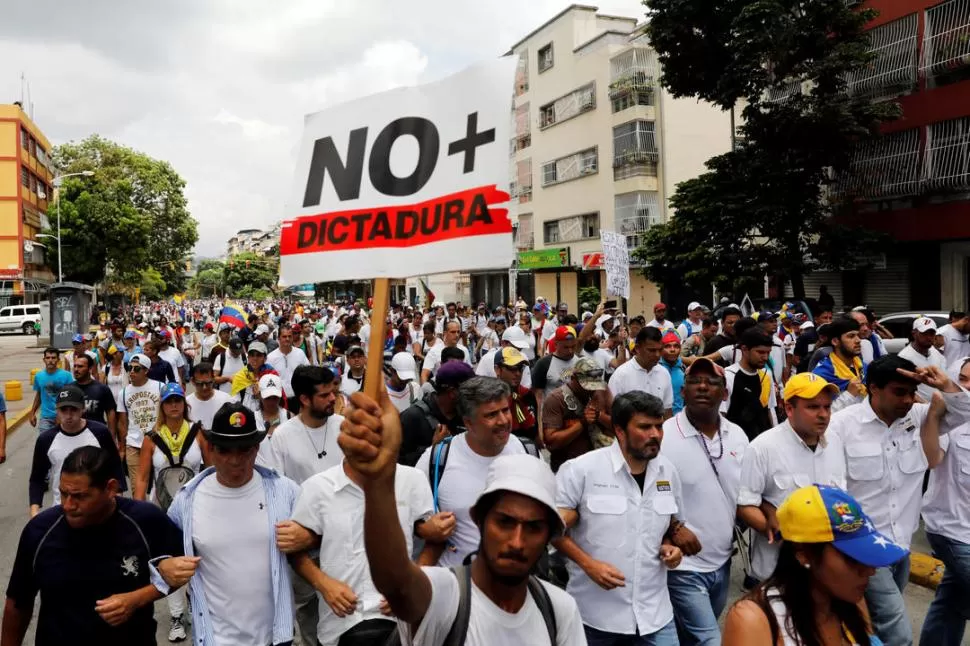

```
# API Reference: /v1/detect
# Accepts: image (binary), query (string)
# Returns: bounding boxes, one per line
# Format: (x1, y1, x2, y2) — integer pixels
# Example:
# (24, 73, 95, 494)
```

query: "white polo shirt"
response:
(830, 391, 970, 549)
(662, 412, 749, 572)
(556, 443, 684, 636)
(291, 462, 434, 646)
(421, 343, 472, 377)
(923, 424, 970, 543)
(608, 358, 673, 411)
(938, 323, 970, 368)
(897, 344, 947, 401)
(266, 346, 310, 398)
(737, 421, 846, 581)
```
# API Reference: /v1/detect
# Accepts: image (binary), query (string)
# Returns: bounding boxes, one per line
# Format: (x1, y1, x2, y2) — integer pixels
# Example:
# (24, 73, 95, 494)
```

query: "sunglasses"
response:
(500, 364, 526, 373)
(128, 366, 145, 373)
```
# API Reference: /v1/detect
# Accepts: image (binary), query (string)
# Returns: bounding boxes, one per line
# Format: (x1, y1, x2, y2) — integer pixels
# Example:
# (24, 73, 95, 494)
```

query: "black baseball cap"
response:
(206, 402, 265, 448)
(229, 338, 243, 352)
(56, 385, 85, 409)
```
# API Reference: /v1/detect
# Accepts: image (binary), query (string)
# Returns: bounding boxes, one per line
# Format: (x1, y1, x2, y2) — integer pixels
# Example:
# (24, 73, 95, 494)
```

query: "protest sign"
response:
(601, 231, 631, 300)
(280, 59, 516, 395)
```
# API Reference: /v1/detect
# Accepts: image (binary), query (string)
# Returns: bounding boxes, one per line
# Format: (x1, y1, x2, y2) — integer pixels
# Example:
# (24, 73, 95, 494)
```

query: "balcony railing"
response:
(846, 13, 919, 98)
(921, 0, 970, 81)
(763, 79, 802, 105)
(609, 47, 657, 100)
(925, 117, 970, 191)
(837, 128, 922, 199)
(515, 231, 534, 250)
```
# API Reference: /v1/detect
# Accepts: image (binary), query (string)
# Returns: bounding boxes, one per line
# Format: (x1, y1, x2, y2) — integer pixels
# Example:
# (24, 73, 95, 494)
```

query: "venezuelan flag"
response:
(219, 301, 246, 329)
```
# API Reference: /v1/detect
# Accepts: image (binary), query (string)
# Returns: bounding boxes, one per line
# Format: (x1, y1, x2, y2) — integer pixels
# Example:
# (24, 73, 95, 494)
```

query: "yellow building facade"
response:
(0, 103, 55, 302)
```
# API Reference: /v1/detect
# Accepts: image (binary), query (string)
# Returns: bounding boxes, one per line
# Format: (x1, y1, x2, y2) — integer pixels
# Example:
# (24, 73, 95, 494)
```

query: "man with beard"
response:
(554, 391, 685, 644)
(813, 315, 867, 412)
(829, 356, 970, 646)
(338, 390, 585, 646)
(414, 377, 527, 568)
(662, 358, 749, 644)
(265, 364, 344, 645)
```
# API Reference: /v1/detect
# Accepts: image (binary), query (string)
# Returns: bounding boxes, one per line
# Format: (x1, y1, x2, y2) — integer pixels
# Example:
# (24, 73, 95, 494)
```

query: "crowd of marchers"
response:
(4, 293, 970, 646)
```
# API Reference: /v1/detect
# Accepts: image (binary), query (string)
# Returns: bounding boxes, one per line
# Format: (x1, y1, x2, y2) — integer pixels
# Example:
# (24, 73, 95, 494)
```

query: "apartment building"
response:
(0, 103, 55, 305)
(492, 5, 732, 314)
(790, 0, 970, 314)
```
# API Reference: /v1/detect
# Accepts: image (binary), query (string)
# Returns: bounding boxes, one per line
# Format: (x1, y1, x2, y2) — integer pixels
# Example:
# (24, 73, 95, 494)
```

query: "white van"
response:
(0, 305, 42, 334)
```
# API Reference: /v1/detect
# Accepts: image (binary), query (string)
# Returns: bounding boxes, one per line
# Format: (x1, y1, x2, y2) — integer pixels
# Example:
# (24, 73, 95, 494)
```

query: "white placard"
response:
(601, 231, 630, 300)
(279, 59, 518, 284)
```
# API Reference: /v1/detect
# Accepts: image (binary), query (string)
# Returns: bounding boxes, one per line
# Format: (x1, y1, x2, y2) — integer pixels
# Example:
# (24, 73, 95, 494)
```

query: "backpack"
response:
(147, 422, 201, 511)
(384, 565, 557, 646)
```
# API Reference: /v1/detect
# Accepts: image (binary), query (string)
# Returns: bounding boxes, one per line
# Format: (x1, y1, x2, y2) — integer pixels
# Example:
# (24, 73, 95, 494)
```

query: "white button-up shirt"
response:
(608, 358, 673, 411)
(830, 391, 970, 549)
(897, 344, 947, 402)
(738, 421, 846, 581)
(556, 442, 684, 636)
(923, 424, 970, 543)
(291, 462, 434, 646)
(662, 412, 749, 572)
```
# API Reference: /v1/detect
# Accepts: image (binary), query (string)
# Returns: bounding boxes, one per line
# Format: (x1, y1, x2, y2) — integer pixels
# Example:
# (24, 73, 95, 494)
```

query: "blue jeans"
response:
(668, 561, 731, 646)
(38, 417, 57, 432)
(584, 621, 679, 645)
(920, 532, 970, 646)
(864, 555, 912, 646)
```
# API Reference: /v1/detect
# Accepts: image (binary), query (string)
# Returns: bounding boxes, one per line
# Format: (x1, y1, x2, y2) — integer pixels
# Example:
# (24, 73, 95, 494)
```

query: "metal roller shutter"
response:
(785, 271, 844, 311)
(863, 256, 910, 316)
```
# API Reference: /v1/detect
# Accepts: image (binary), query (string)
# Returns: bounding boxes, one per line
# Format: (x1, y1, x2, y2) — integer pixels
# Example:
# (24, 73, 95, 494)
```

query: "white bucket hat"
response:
(472, 455, 563, 536)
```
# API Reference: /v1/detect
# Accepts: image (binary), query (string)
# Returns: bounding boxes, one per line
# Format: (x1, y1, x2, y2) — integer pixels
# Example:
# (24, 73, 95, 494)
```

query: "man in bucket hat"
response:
(153, 402, 316, 646)
(338, 389, 586, 645)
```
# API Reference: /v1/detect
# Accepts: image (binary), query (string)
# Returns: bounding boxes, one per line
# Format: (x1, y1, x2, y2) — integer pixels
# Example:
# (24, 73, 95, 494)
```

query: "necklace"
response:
(680, 412, 723, 476)
(304, 421, 329, 459)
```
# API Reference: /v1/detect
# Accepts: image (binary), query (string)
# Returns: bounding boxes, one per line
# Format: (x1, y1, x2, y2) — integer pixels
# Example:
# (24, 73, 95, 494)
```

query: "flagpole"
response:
(363, 278, 390, 399)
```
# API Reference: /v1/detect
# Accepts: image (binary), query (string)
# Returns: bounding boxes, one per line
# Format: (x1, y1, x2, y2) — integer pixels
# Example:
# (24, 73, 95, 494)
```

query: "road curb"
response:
(6, 406, 32, 437)
(910, 552, 944, 590)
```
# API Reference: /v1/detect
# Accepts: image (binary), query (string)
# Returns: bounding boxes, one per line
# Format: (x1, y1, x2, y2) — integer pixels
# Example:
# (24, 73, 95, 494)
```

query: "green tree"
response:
(638, 0, 897, 297)
(189, 265, 225, 298)
(138, 267, 167, 302)
(577, 286, 601, 308)
(48, 135, 198, 292)
(224, 252, 278, 295)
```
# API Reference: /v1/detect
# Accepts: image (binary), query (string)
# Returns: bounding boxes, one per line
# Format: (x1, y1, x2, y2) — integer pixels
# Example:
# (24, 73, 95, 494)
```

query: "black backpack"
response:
(385, 565, 557, 645)
(146, 422, 201, 511)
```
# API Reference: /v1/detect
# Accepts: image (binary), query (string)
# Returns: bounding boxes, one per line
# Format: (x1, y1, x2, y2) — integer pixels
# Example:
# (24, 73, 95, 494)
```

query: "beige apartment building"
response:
(407, 4, 732, 315)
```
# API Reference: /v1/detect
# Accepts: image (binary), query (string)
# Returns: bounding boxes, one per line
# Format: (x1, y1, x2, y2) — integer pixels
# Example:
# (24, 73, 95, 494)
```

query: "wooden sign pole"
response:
(363, 278, 390, 399)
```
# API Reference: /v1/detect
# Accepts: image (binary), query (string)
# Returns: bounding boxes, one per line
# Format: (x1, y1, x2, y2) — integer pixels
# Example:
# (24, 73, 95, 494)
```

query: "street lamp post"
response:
(47, 171, 94, 283)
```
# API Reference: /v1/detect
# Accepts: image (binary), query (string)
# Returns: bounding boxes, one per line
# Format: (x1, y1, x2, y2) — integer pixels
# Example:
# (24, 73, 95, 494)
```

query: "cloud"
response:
(0, 1, 648, 256)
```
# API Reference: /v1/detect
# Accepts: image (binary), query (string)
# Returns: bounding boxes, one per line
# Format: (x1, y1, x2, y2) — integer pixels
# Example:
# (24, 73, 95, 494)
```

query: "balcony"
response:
(763, 79, 802, 105)
(613, 120, 659, 181)
(510, 159, 532, 203)
(922, 0, 970, 87)
(511, 102, 531, 153)
(515, 50, 529, 96)
(837, 128, 922, 200)
(515, 230, 534, 251)
(609, 47, 657, 106)
(615, 191, 661, 261)
(846, 13, 919, 99)
(925, 117, 970, 192)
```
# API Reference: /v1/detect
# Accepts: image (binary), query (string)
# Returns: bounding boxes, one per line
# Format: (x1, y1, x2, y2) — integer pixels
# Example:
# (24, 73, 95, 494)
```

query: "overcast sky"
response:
(1, 1, 648, 257)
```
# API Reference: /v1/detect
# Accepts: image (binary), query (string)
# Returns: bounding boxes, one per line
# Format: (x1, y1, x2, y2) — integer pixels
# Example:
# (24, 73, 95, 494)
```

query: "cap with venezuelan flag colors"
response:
(777, 485, 908, 568)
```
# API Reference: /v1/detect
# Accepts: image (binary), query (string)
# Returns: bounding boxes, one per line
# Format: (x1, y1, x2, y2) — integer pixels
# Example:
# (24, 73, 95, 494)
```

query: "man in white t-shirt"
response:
(936, 312, 970, 370)
(267, 326, 310, 413)
(214, 338, 246, 394)
(609, 327, 674, 416)
(116, 354, 163, 485)
(152, 402, 315, 646)
(899, 317, 948, 401)
(414, 377, 529, 568)
(646, 302, 676, 332)
(421, 320, 471, 384)
(387, 352, 423, 413)
(339, 390, 586, 646)
(676, 302, 706, 341)
(266, 364, 345, 645)
(475, 326, 533, 389)
(185, 362, 232, 431)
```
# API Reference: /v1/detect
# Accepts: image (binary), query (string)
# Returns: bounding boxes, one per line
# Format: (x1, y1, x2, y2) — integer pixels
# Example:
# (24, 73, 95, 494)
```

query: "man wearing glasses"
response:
(116, 354, 163, 484)
(185, 362, 233, 432)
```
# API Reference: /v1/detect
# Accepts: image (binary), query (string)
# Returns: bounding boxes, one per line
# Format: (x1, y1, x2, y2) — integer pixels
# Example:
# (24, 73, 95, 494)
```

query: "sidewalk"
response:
(0, 339, 46, 434)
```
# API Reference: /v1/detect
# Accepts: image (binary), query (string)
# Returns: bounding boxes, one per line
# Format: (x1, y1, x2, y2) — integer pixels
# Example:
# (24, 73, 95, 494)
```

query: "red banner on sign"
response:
(582, 252, 604, 270)
(281, 185, 511, 256)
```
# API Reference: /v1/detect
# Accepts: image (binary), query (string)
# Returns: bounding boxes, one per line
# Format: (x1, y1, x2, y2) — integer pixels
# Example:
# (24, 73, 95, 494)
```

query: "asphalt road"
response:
(0, 331, 963, 645)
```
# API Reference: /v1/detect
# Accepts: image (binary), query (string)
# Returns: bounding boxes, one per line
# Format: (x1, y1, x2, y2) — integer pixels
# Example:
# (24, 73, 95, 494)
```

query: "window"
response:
(837, 128, 921, 199)
(12, 308, 24, 317)
(515, 50, 530, 95)
(922, 0, 970, 87)
(29, 175, 36, 193)
(541, 147, 598, 186)
(615, 191, 661, 251)
(609, 47, 656, 113)
(20, 128, 28, 150)
(513, 102, 531, 151)
(613, 121, 658, 179)
(516, 214, 534, 250)
(538, 83, 596, 129)
(538, 44, 554, 73)
(924, 116, 970, 192)
(543, 213, 600, 244)
(845, 13, 918, 98)
(21, 168, 28, 187)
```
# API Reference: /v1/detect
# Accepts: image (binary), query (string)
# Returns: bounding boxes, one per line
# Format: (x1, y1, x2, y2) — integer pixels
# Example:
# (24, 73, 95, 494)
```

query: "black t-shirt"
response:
(794, 329, 819, 373)
(7, 497, 184, 646)
(704, 333, 734, 356)
(398, 393, 465, 467)
(75, 380, 117, 425)
(632, 469, 647, 493)
(726, 369, 773, 441)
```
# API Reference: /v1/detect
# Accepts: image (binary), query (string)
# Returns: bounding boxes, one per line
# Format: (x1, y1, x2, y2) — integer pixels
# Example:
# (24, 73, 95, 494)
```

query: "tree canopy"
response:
(48, 135, 198, 293)
(637, 0, 897, 297)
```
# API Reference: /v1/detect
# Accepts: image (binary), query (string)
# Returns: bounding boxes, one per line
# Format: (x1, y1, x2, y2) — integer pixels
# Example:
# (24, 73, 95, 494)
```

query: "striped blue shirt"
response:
(150, 465, 300, 646)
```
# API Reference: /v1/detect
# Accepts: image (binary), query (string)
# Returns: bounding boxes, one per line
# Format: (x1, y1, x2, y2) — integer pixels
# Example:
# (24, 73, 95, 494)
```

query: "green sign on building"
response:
(517, 248, 570, 270)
